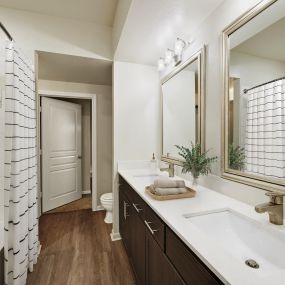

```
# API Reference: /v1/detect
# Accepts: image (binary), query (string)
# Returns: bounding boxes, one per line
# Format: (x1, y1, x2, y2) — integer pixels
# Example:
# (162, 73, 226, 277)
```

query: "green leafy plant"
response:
(175, 142, 217, 183)
(229, 144, 246, 171)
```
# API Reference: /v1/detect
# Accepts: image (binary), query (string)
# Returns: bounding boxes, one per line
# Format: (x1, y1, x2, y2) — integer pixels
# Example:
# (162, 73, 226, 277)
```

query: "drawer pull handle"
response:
(124, 201, 130, 220)
(133, 203, 143, 213)
(144, 220, 158, 235)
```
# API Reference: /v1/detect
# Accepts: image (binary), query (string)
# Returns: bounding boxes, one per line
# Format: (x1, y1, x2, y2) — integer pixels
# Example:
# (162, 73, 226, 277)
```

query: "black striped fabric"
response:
(4, 41, 38, 285)
(245, 79, 285, 179)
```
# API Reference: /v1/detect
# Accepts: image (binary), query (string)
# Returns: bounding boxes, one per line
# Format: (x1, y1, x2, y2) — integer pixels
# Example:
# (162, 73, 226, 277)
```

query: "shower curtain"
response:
(4, 41, 38, 285)
(245, 79, 285, 179)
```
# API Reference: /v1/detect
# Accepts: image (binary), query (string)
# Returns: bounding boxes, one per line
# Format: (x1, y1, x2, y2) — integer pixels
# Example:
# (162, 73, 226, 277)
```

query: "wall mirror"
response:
(161, 47, 205, 165)
(222, 0, 285, 192)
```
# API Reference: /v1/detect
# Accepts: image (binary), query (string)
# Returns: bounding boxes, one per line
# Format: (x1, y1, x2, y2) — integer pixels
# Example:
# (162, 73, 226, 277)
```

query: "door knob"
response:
(78, 155, 82, 159)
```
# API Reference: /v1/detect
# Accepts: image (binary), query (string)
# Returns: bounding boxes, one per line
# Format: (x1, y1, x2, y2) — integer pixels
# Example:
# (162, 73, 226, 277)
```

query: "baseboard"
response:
(38, 243, 42, 257)
(110, 231, 121, 241)
(82, 190, 91, 195)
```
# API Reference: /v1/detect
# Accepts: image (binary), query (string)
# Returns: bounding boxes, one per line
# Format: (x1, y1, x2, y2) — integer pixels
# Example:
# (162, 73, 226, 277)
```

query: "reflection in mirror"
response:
(226, 0, 285, 186)
(162, 59, 199, 160)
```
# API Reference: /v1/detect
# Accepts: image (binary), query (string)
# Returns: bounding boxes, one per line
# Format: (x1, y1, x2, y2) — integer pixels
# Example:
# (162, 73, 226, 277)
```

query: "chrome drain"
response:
(245, 259, 259, 269)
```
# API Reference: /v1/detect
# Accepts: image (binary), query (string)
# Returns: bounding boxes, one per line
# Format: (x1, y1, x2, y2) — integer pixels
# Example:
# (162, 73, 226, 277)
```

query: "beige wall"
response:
(0, 7, 112, 62)
(39, 80, 112, 206)
(112, 0, 132, 53)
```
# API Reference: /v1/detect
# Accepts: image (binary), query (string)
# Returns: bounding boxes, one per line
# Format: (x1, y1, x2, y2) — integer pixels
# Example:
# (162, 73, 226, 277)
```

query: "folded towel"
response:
(150, 185, 188, 196)
(154, 179, 185, 189)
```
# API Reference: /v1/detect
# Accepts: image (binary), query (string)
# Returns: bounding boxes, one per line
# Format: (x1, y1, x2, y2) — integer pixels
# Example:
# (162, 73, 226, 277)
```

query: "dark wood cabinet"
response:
(131, 205, 146, 285)
(119, 190, 132, 257)
(119, 175, 223, 285)
(145, 229, 185, 285)
(166, 228, 222, 285)
(119, 179, 146, 285)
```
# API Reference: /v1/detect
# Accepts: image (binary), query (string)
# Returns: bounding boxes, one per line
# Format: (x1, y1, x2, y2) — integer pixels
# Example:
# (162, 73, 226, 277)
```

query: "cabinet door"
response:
(131, 204, 146, 285)
(119, 190, 132, 257)
(145, 231, 185, 285)
(166, 227, 223, 285)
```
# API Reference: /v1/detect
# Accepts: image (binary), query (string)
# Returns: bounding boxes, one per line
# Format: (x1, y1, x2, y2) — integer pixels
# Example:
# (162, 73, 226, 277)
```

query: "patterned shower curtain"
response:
(245, 79, 285, 180)
(4, 41, 38, 285)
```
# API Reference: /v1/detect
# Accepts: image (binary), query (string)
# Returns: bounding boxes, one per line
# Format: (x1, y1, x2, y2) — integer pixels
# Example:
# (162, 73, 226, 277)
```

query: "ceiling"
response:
(38, 52, 112, 85)
(233, 16, 285, 62)
(114, 0, 224, 65)
(0, 0, 118, 26)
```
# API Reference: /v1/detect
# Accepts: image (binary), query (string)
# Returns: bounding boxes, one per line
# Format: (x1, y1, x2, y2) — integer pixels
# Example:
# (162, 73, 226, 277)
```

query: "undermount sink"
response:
(184, 209, 285, 271)
(132, 174, 168, 184)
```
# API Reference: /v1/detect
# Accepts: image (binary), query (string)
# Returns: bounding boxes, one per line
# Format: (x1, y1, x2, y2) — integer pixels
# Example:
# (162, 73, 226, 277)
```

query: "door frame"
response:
(37, 90, 98, 214)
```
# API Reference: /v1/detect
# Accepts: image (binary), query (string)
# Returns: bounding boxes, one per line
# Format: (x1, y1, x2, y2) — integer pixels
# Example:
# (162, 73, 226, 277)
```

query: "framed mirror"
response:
(161, 47, 205, 165)
(222, 0, 285, 192)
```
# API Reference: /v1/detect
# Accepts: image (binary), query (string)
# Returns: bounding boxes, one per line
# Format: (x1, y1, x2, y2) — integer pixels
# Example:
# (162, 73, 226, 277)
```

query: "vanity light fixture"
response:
(157, 57, 165, 71)
(174, 37, 186, 64)
(158, 37, 193, 71)
(164, 49, 174, 65)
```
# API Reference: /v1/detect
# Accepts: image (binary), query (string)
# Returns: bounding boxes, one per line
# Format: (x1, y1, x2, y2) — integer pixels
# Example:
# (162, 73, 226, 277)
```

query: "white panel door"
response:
(42, 97, 82, 212)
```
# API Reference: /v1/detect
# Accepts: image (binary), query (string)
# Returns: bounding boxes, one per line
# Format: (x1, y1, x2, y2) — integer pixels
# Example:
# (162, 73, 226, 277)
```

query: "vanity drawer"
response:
(131, 188, 147, 221)
(166, 227, 223, 285)
(144, 204, 165, 250)
(119, 175, 133, 200)
(119, 175, 147, 220)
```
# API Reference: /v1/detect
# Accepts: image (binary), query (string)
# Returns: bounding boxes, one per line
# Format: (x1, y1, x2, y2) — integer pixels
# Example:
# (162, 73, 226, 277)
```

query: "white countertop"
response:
(118, 162, 285, 285)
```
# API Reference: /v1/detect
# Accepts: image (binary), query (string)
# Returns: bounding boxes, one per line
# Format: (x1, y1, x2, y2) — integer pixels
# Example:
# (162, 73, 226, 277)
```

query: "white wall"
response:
(158, 0, 271, 206)
(38, 80, 113, 206)
(0, 7, 112, 62)
(230, 51, 285, 92)
(112, 61, 160, 235)
(111, 0, 273, 237)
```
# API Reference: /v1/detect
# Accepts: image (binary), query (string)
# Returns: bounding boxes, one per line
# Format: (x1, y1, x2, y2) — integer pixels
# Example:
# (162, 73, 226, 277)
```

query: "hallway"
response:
(26, 210, 136, 285)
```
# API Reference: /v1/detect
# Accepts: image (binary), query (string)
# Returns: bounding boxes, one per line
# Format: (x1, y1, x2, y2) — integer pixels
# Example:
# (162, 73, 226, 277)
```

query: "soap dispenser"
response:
(150, 153, 157, 173)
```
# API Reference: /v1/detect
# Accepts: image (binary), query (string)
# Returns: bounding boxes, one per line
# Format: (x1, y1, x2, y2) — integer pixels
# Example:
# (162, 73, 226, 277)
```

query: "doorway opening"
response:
(41, 96, 93, 214)
(38, 91, 97, 214)
(35, 51, 113, 218)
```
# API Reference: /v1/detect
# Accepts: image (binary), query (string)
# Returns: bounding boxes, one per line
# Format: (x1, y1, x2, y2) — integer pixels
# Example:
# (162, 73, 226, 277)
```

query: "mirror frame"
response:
(161, 46, 205, 166)
(221, 0, 285, 192)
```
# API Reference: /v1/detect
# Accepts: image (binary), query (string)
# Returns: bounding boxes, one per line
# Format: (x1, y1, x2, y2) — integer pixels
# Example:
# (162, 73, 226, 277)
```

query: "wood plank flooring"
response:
(27, 210, 136, 285)
(45, 195, 92, 214)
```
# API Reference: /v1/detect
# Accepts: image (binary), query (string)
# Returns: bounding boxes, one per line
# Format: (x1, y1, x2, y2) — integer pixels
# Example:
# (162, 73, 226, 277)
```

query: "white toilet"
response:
(100, 193, 113, 224)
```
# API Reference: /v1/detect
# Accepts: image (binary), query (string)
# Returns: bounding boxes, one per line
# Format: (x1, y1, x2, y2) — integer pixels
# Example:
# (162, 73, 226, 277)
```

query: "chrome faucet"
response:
(160, 162, 175, 177)
(255, 192, 285, 225)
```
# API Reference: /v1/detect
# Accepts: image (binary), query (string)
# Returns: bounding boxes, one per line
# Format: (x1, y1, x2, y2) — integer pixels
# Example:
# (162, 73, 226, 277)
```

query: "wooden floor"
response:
(27, 210, 136, 285)
(46, 195, 92, 214)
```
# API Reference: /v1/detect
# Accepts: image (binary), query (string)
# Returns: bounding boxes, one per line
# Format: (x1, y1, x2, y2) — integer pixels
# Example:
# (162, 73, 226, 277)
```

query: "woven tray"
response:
(145, 186, 196, 201)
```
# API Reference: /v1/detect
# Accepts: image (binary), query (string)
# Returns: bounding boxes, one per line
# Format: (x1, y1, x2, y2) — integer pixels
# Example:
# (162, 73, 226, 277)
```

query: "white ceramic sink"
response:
(132, 174, 168, 185)
(184, 209, 285, 271)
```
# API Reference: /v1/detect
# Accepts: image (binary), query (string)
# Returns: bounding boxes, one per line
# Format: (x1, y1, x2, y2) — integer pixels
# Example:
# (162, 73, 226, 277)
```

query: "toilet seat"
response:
(101, 193, 113, 201)
(101, 200, 112, 206)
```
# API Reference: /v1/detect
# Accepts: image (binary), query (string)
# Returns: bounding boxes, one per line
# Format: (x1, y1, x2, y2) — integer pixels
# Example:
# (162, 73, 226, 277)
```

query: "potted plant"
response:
(228, 144, 246, 171)
(175, 142, 217, 186)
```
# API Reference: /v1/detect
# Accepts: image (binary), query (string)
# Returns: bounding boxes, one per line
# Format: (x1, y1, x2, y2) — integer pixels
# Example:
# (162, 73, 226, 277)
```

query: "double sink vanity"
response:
(118, 162, 285, 285)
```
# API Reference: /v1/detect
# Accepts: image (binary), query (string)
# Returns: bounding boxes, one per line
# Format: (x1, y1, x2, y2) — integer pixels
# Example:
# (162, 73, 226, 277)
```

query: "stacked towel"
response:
(154, 179, 185, 188)
(150, 179, 188, 196)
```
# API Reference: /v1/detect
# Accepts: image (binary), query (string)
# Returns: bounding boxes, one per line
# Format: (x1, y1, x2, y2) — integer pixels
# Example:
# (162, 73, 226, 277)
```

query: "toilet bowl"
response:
(100, 193, 113, 224)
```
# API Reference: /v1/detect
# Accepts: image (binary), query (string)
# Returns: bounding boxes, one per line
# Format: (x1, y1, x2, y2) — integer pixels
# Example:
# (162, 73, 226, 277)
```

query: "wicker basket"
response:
(145, 186, 196, 201)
